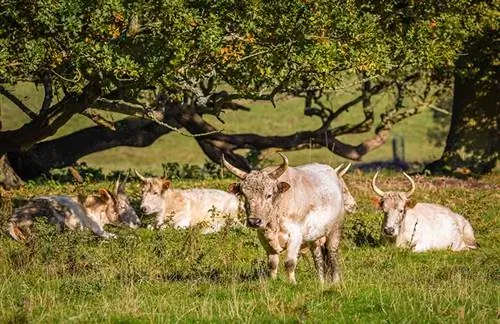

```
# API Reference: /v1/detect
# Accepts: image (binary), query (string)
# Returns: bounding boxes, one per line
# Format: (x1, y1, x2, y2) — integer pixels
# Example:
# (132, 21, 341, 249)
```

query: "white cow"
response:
(135, 171, 243, 233)
(371, 171, 477, 252)
(223, 153, 345, 284)
(8, 176, 140, 241)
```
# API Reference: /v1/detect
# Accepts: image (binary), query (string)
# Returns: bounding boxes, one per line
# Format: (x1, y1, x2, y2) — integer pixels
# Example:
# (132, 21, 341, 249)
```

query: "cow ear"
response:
(406, 199, 417, 209)
(162, 180, 171, 190)
(371, 196, 382, 209)
(277, 182, 290, 194)
(99, 188, 113, 202)
(228, 182, 240, 194)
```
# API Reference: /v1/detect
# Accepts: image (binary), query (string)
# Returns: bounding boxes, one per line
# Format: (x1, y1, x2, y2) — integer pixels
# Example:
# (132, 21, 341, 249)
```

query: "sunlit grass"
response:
(0, 174, 497, 322)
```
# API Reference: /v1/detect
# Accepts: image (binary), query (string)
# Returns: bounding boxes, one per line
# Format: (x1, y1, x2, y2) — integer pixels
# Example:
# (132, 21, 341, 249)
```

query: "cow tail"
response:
(7, 201, 41, 241)
(7, 218, 25, 241)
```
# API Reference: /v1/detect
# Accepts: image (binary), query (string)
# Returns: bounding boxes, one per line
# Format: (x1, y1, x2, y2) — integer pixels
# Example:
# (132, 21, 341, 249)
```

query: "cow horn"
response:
(221, 154, 248, 179)
(117, 170, 129, 193)
(123, 170, 130, 184)
(339, 163, 352, 177)
(403, 172, 416, 198)
(114, 174, 121, 194)
(268, 153, 289, 180)
(334, 164, 344, 173)
(371, 170, 386, 197)
(134, 169, 147, 182)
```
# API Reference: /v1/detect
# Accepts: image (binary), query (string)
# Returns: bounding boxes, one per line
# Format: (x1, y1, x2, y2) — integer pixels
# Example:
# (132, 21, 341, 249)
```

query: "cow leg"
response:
(324, 223, 341, 283)
(284, 231, 302, 284)
(80, 216, 117, 239)
(309, 241, 325, 283)
(257, 231, 280, 279)
(268, 254, 279, 279)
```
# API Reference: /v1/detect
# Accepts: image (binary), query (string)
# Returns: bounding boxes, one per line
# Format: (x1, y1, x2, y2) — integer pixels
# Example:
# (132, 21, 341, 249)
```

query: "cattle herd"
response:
(7, 154, 477, 284)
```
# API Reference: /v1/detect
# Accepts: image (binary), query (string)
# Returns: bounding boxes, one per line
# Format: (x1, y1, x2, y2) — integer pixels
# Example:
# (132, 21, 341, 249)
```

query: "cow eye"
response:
(266, 194, 272, 199)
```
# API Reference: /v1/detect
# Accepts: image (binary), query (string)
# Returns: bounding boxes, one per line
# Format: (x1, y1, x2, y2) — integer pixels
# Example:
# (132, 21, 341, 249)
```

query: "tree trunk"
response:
(0, 103, 23, 189)
(0, 154, 24, 189)
(426, 32, 499, 176)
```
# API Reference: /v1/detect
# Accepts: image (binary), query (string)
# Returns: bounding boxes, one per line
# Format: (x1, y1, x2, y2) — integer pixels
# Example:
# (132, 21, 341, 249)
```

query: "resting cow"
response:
(223, 153, 345, 284)
(371, 171, 477, 252)
(8, 176, 140, 240)
(135, 171, 242, 233)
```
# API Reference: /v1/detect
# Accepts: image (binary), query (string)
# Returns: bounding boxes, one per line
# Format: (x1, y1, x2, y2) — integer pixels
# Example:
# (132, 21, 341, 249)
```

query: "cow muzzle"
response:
(247, 217, 263, 228)
(383, 227, 396, 236)
(129, 221, 141, 229)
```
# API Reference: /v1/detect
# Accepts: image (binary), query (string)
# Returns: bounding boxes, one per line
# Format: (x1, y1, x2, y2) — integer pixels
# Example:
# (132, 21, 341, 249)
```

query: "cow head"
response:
(83, 188, 121, 224)
(113, 173, 141, 228)
(135, 170, 171, 215)
(83, 184, 140, 229)
(334, 163, 358, 214)
(223, 153, 290, 229)
(371, 171, 417, 237)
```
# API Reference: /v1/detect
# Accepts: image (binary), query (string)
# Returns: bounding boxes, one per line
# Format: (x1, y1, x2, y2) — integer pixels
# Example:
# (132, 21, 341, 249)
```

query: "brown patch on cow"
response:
(98, 188, 113, 203)
(162, 180, 171, 190)
(9, 223, 26, 241)
(228, 182, 240, 194)
(405, 199, 417, 209)
(164, 190, 186, 215)
(277, 182, 290, 194)
(371, 196, 382, 208)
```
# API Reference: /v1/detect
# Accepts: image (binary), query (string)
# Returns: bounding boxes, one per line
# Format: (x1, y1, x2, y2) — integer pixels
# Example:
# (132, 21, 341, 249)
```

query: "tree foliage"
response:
(0, 0, 497, 178)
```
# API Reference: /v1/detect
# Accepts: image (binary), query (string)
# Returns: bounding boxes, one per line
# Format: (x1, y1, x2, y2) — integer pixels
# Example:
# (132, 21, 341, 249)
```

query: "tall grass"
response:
(0, 173, 498, 323)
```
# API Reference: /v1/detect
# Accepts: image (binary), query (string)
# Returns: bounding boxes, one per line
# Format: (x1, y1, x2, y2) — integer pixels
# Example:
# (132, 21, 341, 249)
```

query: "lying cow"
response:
(8, 175, 140, 241)
(223, 153, 345, 284)
(371, 171, 477, 252)
(135, 171, 242, 233)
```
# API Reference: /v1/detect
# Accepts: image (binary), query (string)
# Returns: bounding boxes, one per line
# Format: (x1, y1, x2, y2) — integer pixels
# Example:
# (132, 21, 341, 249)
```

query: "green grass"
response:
(0, 173, 498, 323)
(0, 83, 448, 173)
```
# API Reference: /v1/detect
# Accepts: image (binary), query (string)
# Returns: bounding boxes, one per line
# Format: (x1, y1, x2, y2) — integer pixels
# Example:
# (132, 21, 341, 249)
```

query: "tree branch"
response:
(0, 85, 38, 119)
(92, 98, 147, 117)
(0, 82, 101, 154)
(40, 72, 53, 113)
(80, 110, 116, 130)
(9, 117, 175, 178)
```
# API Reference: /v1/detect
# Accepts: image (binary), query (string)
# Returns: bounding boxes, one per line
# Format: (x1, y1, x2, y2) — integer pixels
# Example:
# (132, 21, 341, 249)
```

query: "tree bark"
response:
(0, 154, 24, 189)
(0, 100, 23, 189)
(426, 32, 499, 176)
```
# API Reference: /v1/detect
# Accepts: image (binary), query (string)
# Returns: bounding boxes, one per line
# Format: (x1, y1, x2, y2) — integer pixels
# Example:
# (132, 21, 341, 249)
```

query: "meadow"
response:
(1, 83, 498, 322)
(0, 173, 498, 323)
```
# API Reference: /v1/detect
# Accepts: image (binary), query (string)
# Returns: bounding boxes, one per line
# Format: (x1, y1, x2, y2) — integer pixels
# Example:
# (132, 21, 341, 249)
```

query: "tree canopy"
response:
(0, 0, 497, 180)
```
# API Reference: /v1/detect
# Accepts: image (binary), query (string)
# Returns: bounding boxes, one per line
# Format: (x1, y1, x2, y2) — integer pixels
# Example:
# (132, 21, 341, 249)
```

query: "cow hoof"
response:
(103, 233, 117, 239)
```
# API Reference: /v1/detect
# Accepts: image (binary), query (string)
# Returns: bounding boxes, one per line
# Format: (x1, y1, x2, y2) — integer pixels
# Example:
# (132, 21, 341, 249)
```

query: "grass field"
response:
(0, 82, 449, 173)
(0, 173, 498, 323)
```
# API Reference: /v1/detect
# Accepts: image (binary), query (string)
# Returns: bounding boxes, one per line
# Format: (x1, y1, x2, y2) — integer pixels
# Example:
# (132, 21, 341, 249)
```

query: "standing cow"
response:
(223, 153, 345, 284)
(261, 162, 358, 260)
(334, 163, 357, 214)
(371, 171, 477, 252)
(8, 175, 140, 241)
(135, 171, 242, 233)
